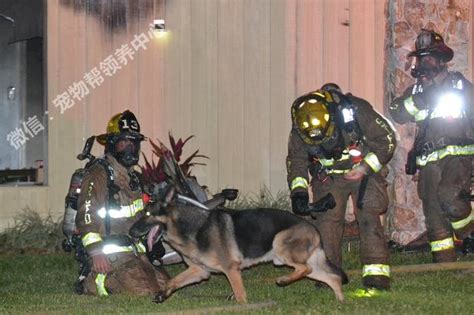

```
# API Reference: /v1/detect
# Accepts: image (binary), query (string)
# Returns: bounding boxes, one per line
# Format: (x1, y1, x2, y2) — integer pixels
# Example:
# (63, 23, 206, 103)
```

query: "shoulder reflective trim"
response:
(320, 153, 350, 167)
(95, 273, 109, 296)
(416, 145, 474, 166)
(403, 96, 432, 121)
(452, 209, 474, 230)
(102, 242, 147, 255)
(363, 152, 383, 173)
(82, 232, 103, 247)
(291, 177, 308, 191)
(362, 264, 390, 277)
(403, 96, 420, 117)
(430, 237, 454, 252)
(97, 198, 145, 219)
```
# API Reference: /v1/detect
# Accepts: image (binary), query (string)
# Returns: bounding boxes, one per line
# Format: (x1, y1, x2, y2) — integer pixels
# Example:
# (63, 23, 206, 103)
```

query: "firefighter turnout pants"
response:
(84, 253, 169, 296)
(313, 173, 390, 289)
(418, 155, 474, 262)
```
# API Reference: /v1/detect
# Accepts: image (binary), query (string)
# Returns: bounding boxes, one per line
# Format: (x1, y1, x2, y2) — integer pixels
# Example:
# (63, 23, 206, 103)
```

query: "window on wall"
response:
(0, 0, 46, 185)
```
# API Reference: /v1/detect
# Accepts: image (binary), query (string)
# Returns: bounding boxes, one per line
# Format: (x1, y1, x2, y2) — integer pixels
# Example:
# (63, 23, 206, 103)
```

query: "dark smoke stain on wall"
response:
(60, 0, 154, 33)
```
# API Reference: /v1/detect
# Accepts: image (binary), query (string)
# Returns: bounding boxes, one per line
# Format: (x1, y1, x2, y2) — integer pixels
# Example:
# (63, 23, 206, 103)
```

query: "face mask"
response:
(410, 55, 442, 79)
(110, 134, 142, 167)
(114, 140, 140, 167)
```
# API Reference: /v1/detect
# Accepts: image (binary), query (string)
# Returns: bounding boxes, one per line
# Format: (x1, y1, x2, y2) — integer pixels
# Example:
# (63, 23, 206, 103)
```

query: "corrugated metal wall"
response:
(0, 0, 435, 228)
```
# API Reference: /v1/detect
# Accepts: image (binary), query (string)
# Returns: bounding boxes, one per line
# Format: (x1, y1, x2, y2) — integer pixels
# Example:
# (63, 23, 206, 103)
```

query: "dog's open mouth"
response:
(147, 224, 164, 251)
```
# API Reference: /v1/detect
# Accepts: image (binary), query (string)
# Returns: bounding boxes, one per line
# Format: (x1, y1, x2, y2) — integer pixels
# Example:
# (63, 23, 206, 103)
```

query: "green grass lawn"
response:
(1, 244, 473, 315)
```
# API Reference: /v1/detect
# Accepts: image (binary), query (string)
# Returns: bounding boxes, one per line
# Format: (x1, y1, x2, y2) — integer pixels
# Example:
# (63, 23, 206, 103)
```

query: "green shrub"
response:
(0, 208, 63, 253)
(228, 187, 290, 210)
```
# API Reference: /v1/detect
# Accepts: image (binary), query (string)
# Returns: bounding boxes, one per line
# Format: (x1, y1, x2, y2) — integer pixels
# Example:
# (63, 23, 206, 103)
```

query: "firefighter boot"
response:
(362, 275, 390, 291)
(462, 233, 474, 254)
(432, 248, 457, 262)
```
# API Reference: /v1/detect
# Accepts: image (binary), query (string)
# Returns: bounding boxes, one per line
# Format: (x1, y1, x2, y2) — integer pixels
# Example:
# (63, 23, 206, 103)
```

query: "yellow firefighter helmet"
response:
(291, 90, 336, 145)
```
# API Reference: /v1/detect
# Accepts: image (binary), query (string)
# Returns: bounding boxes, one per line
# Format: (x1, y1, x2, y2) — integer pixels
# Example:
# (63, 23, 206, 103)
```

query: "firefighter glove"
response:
(309, 193, 336, 213)
(291, 192, 310, 215)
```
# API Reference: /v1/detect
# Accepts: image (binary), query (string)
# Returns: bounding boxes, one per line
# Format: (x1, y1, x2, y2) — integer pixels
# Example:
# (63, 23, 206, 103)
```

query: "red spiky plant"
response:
(140, 132, 208, 186)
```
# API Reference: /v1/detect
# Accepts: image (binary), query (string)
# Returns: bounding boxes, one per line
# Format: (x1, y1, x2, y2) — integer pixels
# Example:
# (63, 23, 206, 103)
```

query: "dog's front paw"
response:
(154, 291, 168, 303)
(276, 277, 290, 287)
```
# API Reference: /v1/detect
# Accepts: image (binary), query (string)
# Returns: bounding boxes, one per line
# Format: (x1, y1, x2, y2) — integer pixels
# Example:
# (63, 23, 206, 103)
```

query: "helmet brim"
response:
(407, 45, 454, 63)
(96, 131, 145, 146)
(97, 134, 108, 146)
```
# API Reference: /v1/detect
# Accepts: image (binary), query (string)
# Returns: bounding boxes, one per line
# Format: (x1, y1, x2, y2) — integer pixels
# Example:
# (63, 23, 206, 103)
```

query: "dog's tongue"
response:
(147, 225, 161, 251)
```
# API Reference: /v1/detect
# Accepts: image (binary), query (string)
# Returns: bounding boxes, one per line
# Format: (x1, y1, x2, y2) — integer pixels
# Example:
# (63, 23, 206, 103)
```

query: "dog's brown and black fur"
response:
(130, 190, 348, 303)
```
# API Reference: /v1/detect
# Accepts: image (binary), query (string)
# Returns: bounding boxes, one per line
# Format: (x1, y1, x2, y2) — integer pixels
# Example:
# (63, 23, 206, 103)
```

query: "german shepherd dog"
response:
(130, 188, 348, 303)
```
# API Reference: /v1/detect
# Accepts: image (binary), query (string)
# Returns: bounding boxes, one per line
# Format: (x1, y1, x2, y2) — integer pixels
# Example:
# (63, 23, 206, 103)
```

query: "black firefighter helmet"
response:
(97, 110, 145, 167)
(408, 29, 453, 62)
(408, 29, 453, 79)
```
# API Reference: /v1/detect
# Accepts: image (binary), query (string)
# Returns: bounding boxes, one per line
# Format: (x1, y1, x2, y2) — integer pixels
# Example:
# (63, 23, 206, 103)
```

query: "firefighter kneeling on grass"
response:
(76, 110, 168, 296)
(390, 29, 474, 262)
(286, 84, 396, 295)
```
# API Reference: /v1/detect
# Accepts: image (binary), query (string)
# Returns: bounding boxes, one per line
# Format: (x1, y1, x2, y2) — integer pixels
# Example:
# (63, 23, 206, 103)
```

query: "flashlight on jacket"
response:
(433, 92, 464, 119)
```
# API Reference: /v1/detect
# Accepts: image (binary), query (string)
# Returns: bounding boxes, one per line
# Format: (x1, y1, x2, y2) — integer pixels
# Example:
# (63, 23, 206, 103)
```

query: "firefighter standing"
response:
(287, 85, 396, 292)
(76, 110, 168, 296)
(390, 29, 474, 262)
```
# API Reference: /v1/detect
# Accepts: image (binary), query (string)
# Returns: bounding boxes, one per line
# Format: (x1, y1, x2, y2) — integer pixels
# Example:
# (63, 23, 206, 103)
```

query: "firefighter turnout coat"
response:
(390, 70, 474, 262)
(287, 94, 396, 288)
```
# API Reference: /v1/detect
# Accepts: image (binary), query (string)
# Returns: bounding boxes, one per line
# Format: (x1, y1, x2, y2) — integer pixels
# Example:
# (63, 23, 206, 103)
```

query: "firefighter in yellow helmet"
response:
(75, 110, 169, 297)
(287, 86, 397, 292)
(390, 29, 474, 261)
